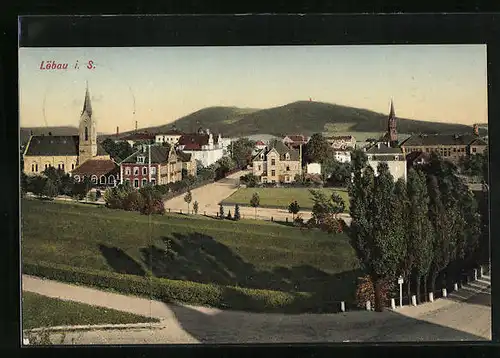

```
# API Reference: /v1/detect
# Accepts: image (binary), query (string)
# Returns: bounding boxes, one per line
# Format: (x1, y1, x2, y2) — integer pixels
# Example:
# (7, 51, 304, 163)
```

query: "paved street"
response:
(22, 274, 490, 344)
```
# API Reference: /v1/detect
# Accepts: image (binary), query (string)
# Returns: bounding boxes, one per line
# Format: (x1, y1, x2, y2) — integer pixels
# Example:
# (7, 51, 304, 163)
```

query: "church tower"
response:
(386, 99, 398, 146)
(78, 82, 97, 165)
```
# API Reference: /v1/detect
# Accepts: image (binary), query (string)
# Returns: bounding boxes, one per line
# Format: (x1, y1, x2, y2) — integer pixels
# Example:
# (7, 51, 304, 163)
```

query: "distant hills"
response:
(21, 101, 485, 144)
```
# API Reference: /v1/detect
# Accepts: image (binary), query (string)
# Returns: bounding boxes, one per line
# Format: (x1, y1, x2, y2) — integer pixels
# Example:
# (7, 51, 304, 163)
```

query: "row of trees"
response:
(21, 167, 92, 201)
(348, 150, 483, 311)
(104, 183, 165, 215)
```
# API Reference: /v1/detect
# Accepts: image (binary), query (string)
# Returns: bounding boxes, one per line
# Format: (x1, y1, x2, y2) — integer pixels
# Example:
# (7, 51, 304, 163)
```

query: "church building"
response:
(23, 84, 112, 176)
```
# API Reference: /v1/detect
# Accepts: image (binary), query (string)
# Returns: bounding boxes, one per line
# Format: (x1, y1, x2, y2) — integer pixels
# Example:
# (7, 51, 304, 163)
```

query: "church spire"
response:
(389, 98, 395, 118)
(386, 98, 398, 145)
(82, 81, 92, 117)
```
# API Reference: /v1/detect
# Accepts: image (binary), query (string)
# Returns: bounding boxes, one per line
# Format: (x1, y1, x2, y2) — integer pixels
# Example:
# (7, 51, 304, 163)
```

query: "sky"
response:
(19, 45, 488, 134)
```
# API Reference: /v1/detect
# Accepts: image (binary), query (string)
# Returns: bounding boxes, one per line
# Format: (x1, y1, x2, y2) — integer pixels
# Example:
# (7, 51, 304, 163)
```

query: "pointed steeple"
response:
(389, 98, 395, 118)
(82, 81, 92, 117)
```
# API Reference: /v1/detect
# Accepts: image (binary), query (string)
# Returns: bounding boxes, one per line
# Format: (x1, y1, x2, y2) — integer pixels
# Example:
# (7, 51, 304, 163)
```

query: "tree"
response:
(30, 176, 47, 198)
(215, 156, 236, 180)
(231, 138, 256, 168)
(234, 204, 241, 221)
(193, 200, 199, 215)
(184, 190, 192, 214)
(240, 173, 259, 188)
(21, 172, 28, 197)
(309, 190, 345, 226)
(288, 200, 300, 220)
(323, 157, 351, 187)
(226, 210, 232, 220)
(101, 138, 134, 162)
(42, 178, 58, 199)
(250, 193, 260, 220)
(348, 157, 406, 312)
(305, 133, 331, 164)
(219, 203, 225, 219)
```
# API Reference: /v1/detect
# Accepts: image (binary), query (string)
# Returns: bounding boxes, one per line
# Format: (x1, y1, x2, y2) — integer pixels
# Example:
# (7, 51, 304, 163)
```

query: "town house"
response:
(177, 129, 225, 167)
(282, 135, 309, 149)
(364, 142, 407, 181)
(155, 128, 184, 145)
(120, 145, 183, 189)
(252, 141, 302, 184)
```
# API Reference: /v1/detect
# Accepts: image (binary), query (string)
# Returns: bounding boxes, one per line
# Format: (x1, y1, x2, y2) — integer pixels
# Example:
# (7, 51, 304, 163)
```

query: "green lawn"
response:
(22, 291, 159, 330)
(221, 187, 350, 211)
(22, 199, 360, 303)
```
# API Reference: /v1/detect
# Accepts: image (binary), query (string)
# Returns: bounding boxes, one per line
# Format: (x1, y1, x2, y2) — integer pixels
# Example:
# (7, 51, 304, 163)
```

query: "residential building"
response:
(333, 150, 352, 163)
(255, 140, 267, 151)
(120, 145, 183, 189)
(72, 159, 120, 187)
(176, 150, 197, 177)
(364, 142, 407, 181)
(155, 129, 184, 145)
(177, 129, 225, 167)
(252, 141, 302, 184)
(306, 163, 322, 175)
(326, 135, 356, 150)
(400, 130, 487, 163)
(118, 132, 155, 148)
(282, 134, 309, 149)
(23, 84, 111, 176)
(405, 151, 431, 171)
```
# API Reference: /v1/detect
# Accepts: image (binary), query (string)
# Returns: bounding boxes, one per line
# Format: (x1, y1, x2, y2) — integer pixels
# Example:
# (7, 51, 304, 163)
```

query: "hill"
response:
(114, 101, 481, 138)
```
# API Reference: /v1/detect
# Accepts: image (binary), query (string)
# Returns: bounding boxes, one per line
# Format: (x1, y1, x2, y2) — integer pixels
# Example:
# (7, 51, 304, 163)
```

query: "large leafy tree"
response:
(101, 138, 135, 162)
(231, 138, 256, 168)
(305, 133, 331, 164)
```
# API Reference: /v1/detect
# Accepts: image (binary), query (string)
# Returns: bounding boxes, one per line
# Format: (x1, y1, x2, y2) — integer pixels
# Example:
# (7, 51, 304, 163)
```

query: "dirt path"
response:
(22, 275, 490, 344)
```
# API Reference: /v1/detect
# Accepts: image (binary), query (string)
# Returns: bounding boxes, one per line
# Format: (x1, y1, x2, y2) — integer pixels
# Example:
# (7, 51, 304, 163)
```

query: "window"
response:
(142, 179, 147, 187)
(125, 178, 131, 186)
(74, 175, 80, 182)
(72, 164, 75, 170)
(100, 176, 106, 184)
(150, 166, 156, 175)
(258, 165, 262, 171)
(133, 167, 139, 175)
(108, 175, 115, 185)
(286, 166, 290, 171)
(137, 156, 145, 164)
(260, 154, 264, 160)
(35, 164, 38, 172)
(285, 175, 290, 182)
(472, 147, 477, 153)
(45, 164, 49, 170)
(263, 178, 268, 183)
(151, 178, 156, 185)
(91, 175, 98, 184)
(85, 127, 88, 141)
(62, 164, 65, 171)
(271, 170, 276, 176)
(285, 153, 290, 160)
(142, 167, 148, 175)
(134, 179, 139, 188)
(31, 164, 35, 172)
(453, 148, 457, 152)
(271, 159, 276, 166)
(125, 167, 131, 175)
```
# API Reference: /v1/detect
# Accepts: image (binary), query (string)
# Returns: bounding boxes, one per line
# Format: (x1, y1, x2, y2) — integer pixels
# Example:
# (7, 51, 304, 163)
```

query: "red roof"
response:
(285, 135, 308, 142)
(255, 140, 266, 146)
(72, 159, 119, 176)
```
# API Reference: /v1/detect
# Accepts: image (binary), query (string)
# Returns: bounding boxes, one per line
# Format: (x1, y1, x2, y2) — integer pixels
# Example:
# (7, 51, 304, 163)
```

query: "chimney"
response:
(135, 121, 138, 132)
(116, 126, 119, 135)
(473, 124, 479, 136)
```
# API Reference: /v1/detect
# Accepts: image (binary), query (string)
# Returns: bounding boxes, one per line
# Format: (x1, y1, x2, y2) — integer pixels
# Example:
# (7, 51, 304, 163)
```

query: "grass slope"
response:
(222, 188, 350, 211)
(23, 291, 159, 330)
(117, 101, 480, 138)
(21, 199, 360, 301)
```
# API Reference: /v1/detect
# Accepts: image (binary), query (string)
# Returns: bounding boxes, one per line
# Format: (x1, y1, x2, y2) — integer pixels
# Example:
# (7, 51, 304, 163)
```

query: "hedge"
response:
(22, 260, 345, 313)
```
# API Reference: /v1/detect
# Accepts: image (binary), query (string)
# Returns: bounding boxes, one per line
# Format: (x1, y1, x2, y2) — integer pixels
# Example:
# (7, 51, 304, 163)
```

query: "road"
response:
(22, 275, 490, 344)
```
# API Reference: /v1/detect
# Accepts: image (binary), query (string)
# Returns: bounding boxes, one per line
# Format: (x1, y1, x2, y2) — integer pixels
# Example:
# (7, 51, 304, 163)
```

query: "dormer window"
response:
(285, 153, 290, 160)
(260, 154, 264, 160)
(137, 156, 145, 164)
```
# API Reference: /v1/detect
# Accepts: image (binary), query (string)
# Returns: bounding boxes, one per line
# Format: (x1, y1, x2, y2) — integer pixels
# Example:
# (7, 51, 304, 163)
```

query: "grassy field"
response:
(22, 291, 159, 330)
(21, 199, 360, 303)
(221, 187, 350, 211)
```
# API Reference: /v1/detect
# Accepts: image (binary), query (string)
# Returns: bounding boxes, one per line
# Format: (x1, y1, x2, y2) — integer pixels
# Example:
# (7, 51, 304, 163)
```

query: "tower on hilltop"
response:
(78, 81, 98, 165)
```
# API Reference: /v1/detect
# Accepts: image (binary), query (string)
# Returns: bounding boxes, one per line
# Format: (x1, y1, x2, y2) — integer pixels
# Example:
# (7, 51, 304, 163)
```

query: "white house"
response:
(326, 135, 356, 150)
(333, 151, 351, 163)
(155, 129, 184, 145)
(177, 129, 225, 167)
(364, 142, 407, 181)
(306, 163, 322, 175)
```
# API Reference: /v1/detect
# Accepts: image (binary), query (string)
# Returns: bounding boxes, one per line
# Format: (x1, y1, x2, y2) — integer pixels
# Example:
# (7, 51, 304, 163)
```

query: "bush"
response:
(122, 191, 144, 211)
(294, 214, 304, 227)
(234, 204, 241, 221)
(22, 260, 328, 314)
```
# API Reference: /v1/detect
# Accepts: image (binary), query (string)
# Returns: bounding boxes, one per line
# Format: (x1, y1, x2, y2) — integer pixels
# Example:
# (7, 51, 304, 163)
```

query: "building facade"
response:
(283, 135, 309, 149)
(155, 129, 184, 145)
(400, 132, 487, 162)
(177, 129, 225, 167)
(333, 150, 352, 163)
(72, 159, 120, 187)
(306, 163, 322, 175)
(326, 135, 356, 150)
(23, 84, 110, 176)
(252, 141, 302, 184)
(364, 142, 407, 181)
